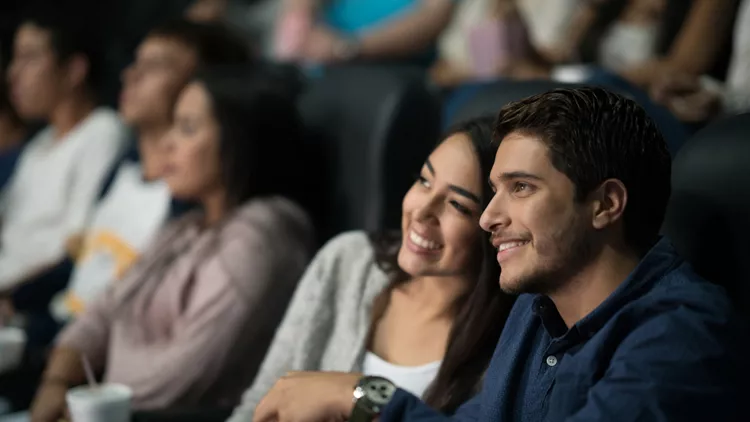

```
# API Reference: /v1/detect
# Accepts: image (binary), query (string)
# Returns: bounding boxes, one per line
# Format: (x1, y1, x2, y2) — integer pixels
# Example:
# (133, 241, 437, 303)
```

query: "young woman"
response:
(228, 116, 514, 422)
(28, 70, 315, 421)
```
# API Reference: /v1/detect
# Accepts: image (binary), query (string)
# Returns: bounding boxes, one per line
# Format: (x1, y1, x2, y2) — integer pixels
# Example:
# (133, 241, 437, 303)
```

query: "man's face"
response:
(7, 23, 65, 119)
(119, 36, 198, 128)
(480, 132, 596, 295)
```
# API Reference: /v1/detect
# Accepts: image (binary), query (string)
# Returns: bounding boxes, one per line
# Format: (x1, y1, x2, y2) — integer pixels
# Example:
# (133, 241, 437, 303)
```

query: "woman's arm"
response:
(228, 232, 369, 422)
(30, 286, 117, 422)
(663, 0, 737, 76)
(624, 0, 737, 87)
(356, 0, 456, 60)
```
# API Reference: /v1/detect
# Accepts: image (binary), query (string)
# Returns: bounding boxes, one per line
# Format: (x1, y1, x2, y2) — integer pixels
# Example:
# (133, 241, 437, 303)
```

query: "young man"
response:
(0, 7, 128, 292)
(49, 20, 251, 321)
(253, 87, 744, 422)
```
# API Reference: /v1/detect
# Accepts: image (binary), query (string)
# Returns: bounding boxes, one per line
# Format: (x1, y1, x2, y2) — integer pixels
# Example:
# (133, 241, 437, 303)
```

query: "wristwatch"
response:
(350, 376, 397, 422)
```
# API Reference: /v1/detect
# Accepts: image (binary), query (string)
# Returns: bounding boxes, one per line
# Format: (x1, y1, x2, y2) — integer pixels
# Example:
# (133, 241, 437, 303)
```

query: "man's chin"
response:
(499, 272, 549, 296)
(499, 276, 526, 295)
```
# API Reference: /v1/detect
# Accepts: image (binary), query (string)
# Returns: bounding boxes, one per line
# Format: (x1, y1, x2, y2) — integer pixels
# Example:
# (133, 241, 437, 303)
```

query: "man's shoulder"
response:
(75, 108, 129, 145)
(636, 261, 736, 322)
(613, 261, 744, 359)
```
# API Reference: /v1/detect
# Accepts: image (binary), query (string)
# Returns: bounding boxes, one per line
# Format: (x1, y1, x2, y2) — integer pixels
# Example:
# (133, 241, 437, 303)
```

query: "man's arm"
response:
(380, 389, 481, 422)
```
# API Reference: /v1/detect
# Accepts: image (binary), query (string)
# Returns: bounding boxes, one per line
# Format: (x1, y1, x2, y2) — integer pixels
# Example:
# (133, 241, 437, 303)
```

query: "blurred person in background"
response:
(650, 0, 750, 123)
(431, 0, 589, 87)
(505, 0, 735, 92)
(0, 4, 128, 297)
(571, 0, 736, 89)
(185, 0, 283, 58)
(30, 70, 314, 422)
(430, 0, 538, 87)
(228, 117, 515, 421)
(0, 77, 25, 192)
(272, 0, 456, 67)
(619, 0, 737, 89)
(45, 19, 252, 325)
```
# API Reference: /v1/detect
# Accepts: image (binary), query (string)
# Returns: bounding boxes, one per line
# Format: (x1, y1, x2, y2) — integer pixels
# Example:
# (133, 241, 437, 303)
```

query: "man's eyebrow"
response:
(497, 171, 544, 182)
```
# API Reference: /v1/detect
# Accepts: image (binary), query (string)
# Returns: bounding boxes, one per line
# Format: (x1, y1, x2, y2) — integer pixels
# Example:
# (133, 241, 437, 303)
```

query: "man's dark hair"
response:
(148, 19, 252, 67)
(21, 0, 107, 94)
(494, 87, 672, 255)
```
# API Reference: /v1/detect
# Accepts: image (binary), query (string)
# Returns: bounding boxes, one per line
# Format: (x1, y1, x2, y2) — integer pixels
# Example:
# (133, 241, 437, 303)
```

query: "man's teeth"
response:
(409, 230, 442, 250)
(498, 241, 528, 252)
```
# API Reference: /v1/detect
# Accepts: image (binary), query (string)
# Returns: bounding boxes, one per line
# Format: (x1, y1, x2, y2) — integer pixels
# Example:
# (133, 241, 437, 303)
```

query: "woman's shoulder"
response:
(219, 196, 314, 248)
(320, 230, 374, 255)
(309, 231, 391, 289)
(230, 195, 311, 229)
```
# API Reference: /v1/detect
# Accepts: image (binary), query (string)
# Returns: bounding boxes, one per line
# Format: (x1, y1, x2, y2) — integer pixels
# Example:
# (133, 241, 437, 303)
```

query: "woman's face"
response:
(398, 133, 485, 278)
(163, 81, 223, 201)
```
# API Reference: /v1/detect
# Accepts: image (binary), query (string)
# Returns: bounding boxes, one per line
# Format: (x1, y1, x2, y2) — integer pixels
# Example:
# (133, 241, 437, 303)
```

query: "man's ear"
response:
(65, 54, 90, 90)
(590, 178, 628, 230)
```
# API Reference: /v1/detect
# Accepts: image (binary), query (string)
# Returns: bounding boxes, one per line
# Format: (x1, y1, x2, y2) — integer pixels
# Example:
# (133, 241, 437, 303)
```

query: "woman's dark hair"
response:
(192, 68, 306, 210)
(369, 116, 515, 413)
(0, 77, 22, 127)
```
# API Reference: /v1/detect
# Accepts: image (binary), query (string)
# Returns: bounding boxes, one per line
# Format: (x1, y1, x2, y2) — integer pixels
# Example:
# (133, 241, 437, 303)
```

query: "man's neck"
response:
(550, 244, 641, 328)
(137, 125, 171, 181)
(49, 93, 96, 140)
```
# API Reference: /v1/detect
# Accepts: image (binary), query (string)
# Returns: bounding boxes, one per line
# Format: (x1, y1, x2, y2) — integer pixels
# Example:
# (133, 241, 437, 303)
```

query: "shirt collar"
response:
(534, 237, 683, 339)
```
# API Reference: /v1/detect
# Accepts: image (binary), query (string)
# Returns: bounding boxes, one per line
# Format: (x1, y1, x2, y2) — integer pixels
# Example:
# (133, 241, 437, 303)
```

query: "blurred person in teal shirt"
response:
(273, 0, 457, 67)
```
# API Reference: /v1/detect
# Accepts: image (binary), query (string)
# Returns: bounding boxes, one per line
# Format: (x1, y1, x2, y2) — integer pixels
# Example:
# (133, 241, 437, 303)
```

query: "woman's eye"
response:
(417, 175, 431, 188)
(450, 200, 471, 215)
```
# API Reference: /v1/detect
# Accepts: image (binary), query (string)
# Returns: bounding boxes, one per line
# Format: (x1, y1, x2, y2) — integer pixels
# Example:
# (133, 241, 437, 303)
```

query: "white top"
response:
(0, 108, 128, 289)
(718, 0, 750, 113)
(362, 352, 442, 398)
(517, 0, 579, 51)
(438, 0, 579, 69)
(51, 161, 171, 321)
(598, 21, 660, 72)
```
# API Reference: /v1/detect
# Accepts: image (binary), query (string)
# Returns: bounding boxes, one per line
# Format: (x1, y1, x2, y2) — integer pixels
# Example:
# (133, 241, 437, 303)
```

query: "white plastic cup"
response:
(0, 327, 26, 374)
(66, 384, 132, 422)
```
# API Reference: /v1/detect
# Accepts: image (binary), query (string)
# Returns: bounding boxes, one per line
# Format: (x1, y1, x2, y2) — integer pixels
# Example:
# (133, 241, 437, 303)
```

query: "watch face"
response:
(363, 378, 396, 406)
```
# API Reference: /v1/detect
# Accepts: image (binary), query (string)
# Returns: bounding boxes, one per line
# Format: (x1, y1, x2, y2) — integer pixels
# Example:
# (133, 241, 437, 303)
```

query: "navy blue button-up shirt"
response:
(381, 238, 746, 422)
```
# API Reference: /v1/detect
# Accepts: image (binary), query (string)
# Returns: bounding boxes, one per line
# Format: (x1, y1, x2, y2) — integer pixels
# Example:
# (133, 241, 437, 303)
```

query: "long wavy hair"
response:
(368, 116, 515, 413)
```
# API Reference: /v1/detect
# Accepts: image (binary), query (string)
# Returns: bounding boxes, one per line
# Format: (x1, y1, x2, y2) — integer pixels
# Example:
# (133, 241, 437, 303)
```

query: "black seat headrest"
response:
(661, 113, 750, 316)
(298, 65, 441, 242)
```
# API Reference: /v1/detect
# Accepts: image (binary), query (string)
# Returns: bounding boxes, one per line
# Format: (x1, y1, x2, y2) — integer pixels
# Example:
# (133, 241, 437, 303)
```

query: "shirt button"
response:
(546, 355, 558, 367)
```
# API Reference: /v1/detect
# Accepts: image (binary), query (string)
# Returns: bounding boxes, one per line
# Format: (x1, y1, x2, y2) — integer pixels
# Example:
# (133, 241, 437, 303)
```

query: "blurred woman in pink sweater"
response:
(29, 70, 315, 422)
